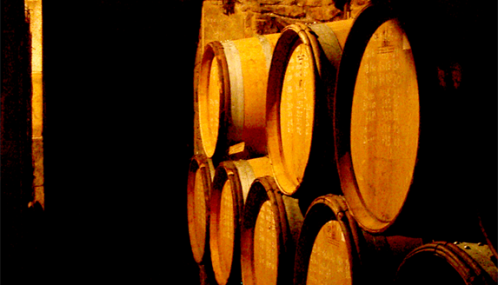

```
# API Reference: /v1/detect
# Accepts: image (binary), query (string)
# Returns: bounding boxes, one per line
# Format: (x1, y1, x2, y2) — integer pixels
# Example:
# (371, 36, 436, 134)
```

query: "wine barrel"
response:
(196, 33, 280, 162)
(209, 157, 272, 285)
(240, 176, 304, 285)
(187, 155, 215, 264)
(294, 194, 423, 285)
(394, 241, 497, 285)
(333, 3, 487, 237)
(266, 19, 353, 199)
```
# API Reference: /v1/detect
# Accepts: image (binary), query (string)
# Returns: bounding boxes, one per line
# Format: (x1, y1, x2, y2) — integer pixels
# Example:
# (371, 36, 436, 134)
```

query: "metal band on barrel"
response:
(309, 23, 342, 70)
(257, 35, 273, 71)
(232, 160, 256, 203)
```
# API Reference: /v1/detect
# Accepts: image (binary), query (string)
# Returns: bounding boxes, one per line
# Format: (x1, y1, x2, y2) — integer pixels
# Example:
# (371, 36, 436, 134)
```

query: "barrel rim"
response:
(395, 241, 497, 285)
(187, 154, 215, 264)
(333, 3, 421, 234)
(266, 23, 319, 197)
(240, 176, 286, 285)
(209, 160, 246, 285)
(294, 194, 358, 285)
(198, 41, 231, 160)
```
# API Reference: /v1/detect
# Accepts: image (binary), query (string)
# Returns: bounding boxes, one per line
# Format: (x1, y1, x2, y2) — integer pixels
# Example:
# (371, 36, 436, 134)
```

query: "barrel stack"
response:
(188, 1, 497, 284)
(191, 31, 281, 284)
(209, 157, 273, 285)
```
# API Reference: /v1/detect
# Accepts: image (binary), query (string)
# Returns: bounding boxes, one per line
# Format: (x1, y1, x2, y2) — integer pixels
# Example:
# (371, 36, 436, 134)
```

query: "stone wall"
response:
(200, 0, 369, 44)
(194, 0, 370, 89)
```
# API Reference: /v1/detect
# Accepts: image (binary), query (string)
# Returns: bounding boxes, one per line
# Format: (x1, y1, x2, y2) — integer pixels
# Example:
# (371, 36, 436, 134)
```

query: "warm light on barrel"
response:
(218, 180, 235, 281)
(192, 170, 208, 258)
(197, 34, 280, 160)
(267, 20, 353, 197)
(210, 158, 272, 285)
(307, 221, 352, 285)
(293, 194, 423, 285)
(349, 19, 419, 226)
(200, 58, 222, 158)
(241, 176, 303, 285)
(254, 201, 279, 285)
(187, 156, 214, 264)
(25, 0, 44, 209)
(280, 43, 315, 190)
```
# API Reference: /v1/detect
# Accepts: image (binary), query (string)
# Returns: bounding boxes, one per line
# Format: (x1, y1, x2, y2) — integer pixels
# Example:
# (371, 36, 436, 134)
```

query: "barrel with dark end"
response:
(196, 34, 280, 162)
(240, 176, 304, 285)
(187, 155, 215, 265)
(333, 3, 487, 239)
(479, 213, 497, 261)
(209, 157, 272, 285)
(294, 194, 423, 285)
(476, 187, 497, 260)
(394, 241, 498, 285)
(266, 19, 353, 201)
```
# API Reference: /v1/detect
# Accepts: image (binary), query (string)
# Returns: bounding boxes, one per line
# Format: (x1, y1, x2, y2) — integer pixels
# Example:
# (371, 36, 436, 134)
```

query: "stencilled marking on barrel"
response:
(219, 179, 235, 280)
(307, 220, 351, 285)
(279, 43, 315, 187)
(202, 58, 222, 156)
(350, 19, 420, 223)
(254, 200, 278, 285)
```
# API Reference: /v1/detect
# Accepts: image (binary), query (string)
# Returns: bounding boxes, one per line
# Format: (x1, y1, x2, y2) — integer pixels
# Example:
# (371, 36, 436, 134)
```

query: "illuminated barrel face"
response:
(187, 165, 209, 263)
(218, 179, 235, 282)
(240, 176, 303, 285)
(307, 220, 352, 285)
(350, 19, 420, 225)
(254, 200, 279, 285)
(267, 21, 355, 198)
(278, 42, 315, 192)
(199, 58, 222, 158)
(187, 159, 211, 263)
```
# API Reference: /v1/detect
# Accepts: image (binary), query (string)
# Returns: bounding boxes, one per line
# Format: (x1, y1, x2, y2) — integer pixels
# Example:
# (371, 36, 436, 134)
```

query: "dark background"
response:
(42, 0, 204, 283)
